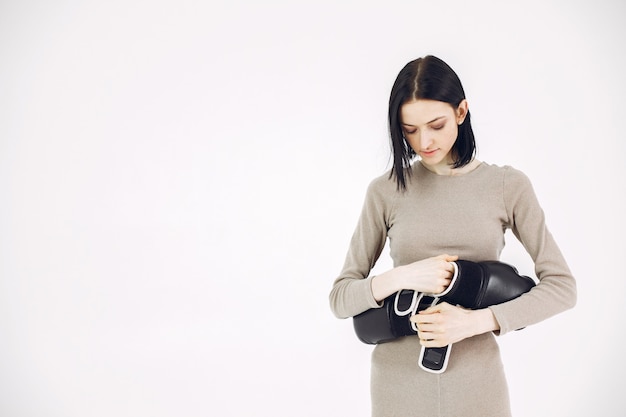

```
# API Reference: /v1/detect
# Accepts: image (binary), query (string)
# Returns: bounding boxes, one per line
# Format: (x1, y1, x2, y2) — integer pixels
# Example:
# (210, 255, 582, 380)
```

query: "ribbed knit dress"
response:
(329, 161, 577, 417)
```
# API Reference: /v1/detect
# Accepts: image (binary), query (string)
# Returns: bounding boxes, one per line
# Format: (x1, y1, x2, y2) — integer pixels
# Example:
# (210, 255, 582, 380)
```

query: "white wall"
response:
(1, 1, 624, 416)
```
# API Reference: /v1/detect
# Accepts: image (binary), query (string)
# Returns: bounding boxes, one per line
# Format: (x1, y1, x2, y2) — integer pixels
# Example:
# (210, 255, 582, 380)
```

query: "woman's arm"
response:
(329, 175, 459, 318)
(329, 177, 392, 319)
(489, 168, 577, 334)
(371, 254, 458, 302)
(410, 303, 499, 347)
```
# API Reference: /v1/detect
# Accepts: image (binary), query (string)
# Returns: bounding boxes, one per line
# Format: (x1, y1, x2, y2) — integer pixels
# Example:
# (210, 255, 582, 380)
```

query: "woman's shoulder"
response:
(367, 169, 398, 194)
(479, 162, 536, 202)
(480, 162, 532, 184)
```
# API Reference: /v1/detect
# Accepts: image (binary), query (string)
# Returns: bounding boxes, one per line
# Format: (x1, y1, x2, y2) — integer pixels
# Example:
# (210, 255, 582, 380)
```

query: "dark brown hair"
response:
(388, 55, 476, 190)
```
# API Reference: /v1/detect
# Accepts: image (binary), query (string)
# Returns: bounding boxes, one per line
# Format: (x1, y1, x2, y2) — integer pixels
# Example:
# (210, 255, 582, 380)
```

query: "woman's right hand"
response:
(371, 254, 458, 302)
(399, 254, 458, 294)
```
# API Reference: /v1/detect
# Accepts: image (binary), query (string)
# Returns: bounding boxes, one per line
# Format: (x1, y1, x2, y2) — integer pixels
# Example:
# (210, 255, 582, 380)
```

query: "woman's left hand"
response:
(409, 302, 499, 348)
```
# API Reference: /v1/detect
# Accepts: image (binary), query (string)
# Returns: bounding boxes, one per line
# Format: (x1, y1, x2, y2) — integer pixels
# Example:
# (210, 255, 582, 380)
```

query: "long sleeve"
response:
(329, 161, 576, 416)
(329, 176, 396, 319)
(489, 167, 577, 334)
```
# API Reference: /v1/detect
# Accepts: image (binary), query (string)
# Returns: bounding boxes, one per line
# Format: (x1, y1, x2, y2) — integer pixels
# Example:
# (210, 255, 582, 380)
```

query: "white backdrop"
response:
(1, 1, 625, 416)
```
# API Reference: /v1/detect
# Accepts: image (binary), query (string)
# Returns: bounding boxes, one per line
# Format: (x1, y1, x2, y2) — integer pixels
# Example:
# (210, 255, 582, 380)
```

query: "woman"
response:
(329, 55, 576, 417)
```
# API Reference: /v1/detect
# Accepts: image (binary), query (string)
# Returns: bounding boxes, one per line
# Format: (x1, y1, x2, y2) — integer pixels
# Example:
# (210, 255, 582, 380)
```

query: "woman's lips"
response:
(420, 149, 438, 157)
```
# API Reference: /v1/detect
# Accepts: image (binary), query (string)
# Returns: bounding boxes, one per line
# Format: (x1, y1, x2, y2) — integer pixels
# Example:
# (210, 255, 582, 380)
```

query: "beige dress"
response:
(329, 162, 576, 417)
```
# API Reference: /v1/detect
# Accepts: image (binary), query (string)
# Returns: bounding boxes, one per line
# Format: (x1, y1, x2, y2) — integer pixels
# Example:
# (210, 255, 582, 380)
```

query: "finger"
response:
(416, 306, 438, 316)
(440, 254, 458, 262)
(417, 330, 444, 346)
(416, 323, 438, 334)
(437, 281, 451, 292)
(411, 316, 437, 334)
(419, 338, 447, 348)
(435, 254, 453, 262)
(438, 267, 453, 279)
(435, 261, 455, 279)
(416, 329, 433, 341)
(418, 302, 450, 315)
(410, 315, 431, 326)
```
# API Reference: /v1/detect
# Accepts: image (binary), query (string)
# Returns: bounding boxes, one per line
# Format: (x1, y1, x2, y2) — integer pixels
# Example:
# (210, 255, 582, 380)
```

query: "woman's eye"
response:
(431, 124, 444, 130)
(404, 130, 417, 135)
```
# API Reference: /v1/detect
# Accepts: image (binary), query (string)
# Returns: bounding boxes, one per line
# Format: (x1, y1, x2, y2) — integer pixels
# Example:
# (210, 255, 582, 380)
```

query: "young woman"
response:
(329, 55, 576, 417)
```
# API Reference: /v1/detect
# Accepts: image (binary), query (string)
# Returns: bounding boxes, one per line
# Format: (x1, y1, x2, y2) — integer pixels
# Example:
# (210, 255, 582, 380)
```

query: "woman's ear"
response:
(456, 99, 469, 124)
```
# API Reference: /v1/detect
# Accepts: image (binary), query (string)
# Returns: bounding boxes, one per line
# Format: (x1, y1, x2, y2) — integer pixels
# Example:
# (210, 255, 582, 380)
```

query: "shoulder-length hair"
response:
(388, 55, 476, 190)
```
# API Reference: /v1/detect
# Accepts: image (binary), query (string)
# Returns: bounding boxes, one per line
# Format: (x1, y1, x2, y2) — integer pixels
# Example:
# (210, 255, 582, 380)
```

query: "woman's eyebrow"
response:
(401, 116, 446, 127)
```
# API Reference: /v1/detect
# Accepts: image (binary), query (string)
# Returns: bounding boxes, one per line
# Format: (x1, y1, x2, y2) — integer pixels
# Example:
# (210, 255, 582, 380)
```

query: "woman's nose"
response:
(420, 132, 433, 150)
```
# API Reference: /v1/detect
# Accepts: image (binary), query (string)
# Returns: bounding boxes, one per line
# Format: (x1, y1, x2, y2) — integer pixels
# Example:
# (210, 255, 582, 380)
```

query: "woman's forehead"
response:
(400, 99, 454, 125)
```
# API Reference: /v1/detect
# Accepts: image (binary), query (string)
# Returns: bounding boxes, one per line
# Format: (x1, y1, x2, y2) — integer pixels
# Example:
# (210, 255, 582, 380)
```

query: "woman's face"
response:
(400, 99, 468, 174)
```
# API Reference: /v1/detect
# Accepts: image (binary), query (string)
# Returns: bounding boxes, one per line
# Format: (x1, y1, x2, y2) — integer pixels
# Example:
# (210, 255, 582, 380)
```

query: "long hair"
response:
(388, 56, 476, 190)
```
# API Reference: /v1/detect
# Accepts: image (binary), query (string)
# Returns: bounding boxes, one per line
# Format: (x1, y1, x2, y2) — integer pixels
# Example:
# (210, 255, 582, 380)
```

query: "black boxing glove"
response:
(439, 260, 536, 309)
(418, 260, 536, 373)
(352, 260, 536, 346)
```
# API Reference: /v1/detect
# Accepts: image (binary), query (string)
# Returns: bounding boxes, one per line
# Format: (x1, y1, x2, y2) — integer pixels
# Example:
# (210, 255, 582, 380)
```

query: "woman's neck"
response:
(420, 158, 482, 176)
